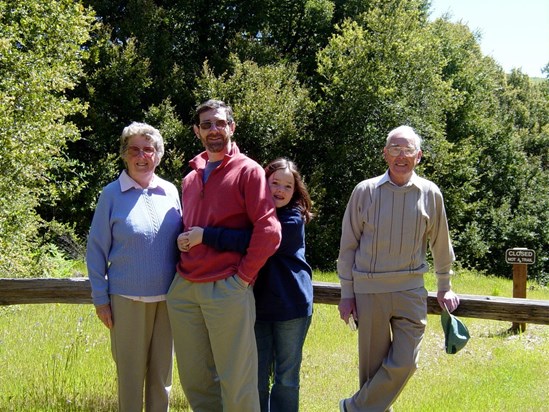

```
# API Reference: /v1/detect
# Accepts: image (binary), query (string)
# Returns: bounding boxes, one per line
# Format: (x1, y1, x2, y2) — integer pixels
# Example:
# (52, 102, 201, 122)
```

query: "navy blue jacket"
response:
(202, 206, 313, 321)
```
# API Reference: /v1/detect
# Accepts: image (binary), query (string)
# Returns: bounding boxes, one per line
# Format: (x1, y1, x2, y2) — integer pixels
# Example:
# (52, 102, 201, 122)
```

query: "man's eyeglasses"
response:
(199, 120, 231, 130)
(386, 146, 418, 157)
(125, 145, 156, 158)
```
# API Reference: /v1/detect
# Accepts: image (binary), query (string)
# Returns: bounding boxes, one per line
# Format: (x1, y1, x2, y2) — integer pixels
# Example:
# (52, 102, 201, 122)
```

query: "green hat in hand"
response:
(441, 303, 470, 354)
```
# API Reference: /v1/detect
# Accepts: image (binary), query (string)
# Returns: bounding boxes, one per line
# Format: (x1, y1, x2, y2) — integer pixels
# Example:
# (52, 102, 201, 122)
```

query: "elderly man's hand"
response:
(437, 290, 460, 313)
(338, 297, 357, 325)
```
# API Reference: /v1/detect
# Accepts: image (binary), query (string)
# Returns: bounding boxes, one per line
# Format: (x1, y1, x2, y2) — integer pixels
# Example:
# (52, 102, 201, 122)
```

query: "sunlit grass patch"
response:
(1, 268, 548, 411)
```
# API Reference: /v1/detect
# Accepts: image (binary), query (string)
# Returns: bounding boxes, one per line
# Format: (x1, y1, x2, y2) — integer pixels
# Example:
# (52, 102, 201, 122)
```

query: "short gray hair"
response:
(119, 122, 164, 165)
(386, 125, 422, 150)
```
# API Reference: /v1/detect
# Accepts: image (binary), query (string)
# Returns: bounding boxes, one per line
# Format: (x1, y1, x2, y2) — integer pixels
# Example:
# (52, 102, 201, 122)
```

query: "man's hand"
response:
(437, 290, 460, 312)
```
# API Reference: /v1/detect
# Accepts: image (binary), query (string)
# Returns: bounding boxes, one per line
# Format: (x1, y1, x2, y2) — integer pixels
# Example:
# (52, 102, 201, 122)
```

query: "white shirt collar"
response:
(376, 170, 419, 188)
(119, 170, 158, 192)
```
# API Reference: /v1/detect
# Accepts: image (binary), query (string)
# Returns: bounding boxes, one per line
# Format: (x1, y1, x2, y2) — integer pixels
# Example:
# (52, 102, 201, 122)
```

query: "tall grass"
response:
(1, 270, 548, 411)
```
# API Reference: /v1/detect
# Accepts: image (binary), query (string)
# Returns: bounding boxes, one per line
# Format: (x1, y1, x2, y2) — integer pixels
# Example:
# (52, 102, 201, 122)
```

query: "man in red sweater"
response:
(167, 99, 281, 412)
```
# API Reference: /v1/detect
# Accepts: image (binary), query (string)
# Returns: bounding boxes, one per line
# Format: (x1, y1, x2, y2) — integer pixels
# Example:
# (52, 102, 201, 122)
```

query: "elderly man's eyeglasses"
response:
(386, 146, 418, 157)
(199, 120, 231, 130)
(125, 145, 156, 158)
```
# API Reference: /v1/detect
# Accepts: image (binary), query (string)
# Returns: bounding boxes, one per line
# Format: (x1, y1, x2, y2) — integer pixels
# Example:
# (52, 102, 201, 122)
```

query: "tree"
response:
(312, 0, 452, 268)
(190, 57, 315, 168)
(62, 36, 156, 234)
(431, 18, 549, 282)
(0, 0, 93, 276)
(7, 0, 546, 282)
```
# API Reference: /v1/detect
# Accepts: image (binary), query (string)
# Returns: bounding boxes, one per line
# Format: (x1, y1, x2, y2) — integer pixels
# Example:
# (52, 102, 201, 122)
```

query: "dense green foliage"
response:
(0, 0, 93, 276)
(2, 0, 548, 282)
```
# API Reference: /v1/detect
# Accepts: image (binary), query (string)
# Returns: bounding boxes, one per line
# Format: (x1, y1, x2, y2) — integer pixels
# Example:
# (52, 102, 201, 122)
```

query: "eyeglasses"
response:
(125, 145, 156, 158)
(199, 120, 231, 130)
(386, 146, 418, 157)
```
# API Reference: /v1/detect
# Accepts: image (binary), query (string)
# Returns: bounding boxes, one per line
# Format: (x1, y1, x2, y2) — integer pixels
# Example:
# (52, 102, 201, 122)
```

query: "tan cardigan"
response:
(337, 171, 454, 299)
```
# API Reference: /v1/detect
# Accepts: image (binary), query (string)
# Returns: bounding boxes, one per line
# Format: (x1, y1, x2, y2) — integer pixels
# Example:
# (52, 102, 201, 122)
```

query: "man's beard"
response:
(207, 141, 224, 152)
(206, 135, 227, 152)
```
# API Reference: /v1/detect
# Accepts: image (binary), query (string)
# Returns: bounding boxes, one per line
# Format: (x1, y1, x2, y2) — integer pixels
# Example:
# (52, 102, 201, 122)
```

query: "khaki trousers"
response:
(110, 295, 173, 412)
(346, 287, 427, 412)
(167, 274, 259, 412)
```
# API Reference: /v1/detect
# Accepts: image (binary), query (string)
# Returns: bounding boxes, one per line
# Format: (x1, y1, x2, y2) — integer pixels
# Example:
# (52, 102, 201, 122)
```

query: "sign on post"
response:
(505, 248, 536, 265)
(505, 248, 536, 333)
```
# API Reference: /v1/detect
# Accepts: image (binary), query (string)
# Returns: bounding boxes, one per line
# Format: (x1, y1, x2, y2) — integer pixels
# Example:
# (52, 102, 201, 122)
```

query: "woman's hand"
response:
(95, 303, 113, 329)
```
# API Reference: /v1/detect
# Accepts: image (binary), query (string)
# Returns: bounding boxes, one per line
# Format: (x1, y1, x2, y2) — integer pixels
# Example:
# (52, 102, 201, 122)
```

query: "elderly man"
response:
(337, 125, 460, 412)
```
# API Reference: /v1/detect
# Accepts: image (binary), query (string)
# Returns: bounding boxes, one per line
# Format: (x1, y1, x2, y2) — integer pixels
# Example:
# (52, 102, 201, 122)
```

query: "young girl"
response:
(178, 157, 314, 412)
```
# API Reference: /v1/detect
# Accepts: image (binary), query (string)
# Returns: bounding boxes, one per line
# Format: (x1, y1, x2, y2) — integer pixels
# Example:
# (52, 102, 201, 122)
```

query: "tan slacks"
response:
(167, 274, 260, 412)
(346, 287, 427, 412)
(110, 295, 173, 412)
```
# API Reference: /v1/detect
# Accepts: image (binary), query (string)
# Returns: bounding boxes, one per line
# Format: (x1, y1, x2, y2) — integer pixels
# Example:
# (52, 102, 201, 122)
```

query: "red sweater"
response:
(176, 143, 281, 283)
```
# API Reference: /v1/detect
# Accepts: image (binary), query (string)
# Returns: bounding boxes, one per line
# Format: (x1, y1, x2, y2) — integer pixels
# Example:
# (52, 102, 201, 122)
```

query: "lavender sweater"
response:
(86, 171, 182, 306)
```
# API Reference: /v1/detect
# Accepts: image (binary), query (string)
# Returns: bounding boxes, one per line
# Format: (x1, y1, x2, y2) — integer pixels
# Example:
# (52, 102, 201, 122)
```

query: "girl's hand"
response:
(186, 226, 204, 248)
(177, 227, 204, 252)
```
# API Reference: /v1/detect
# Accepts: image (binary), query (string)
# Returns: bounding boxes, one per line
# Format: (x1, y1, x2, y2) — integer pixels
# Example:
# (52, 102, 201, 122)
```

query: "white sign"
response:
(505, 248, 536, 265)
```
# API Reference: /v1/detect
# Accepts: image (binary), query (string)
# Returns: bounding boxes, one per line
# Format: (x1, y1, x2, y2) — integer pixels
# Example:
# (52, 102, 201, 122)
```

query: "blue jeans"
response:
(255, 316, 312, 412)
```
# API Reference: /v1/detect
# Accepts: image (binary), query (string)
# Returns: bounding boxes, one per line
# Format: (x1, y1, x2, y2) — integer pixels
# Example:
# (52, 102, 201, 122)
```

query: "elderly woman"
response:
(86, 122, 182, 412)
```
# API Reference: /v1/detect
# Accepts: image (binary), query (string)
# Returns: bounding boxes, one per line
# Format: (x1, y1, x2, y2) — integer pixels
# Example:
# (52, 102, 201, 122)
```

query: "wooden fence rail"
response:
(1, 278, 549, 325)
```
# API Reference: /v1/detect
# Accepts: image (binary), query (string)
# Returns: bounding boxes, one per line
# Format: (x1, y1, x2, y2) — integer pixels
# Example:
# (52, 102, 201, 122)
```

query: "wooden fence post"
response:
(511, 263, 528, 332)
(505, 247, 536, 333)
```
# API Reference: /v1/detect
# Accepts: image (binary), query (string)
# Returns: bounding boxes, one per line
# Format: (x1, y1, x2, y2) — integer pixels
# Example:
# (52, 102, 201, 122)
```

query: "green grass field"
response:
(1, 269, 548, 411)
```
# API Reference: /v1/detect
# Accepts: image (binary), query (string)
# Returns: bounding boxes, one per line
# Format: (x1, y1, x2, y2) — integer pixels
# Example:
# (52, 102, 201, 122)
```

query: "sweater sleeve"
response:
(428, 185, 455, 292)
(275, 208, 305, 256)
(202, 227, 252, 254)
(86, 187, 114, 306)
(237, 165, 282, 283)
(337, 183, 365, 299)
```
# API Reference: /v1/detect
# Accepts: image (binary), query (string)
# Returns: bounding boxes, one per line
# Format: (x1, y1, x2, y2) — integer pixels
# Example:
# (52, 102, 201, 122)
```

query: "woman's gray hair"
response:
(119, 122, 164, 165)
(386, 125, 422, 150)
